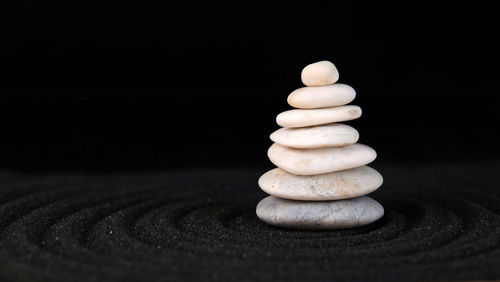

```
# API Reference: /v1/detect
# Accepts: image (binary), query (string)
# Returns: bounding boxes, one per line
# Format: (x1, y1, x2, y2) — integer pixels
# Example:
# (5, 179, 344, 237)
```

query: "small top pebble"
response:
(301, 60, 339, 86)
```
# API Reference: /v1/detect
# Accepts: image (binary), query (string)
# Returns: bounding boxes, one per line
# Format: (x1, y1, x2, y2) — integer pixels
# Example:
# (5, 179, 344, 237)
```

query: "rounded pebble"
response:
(287, 84, 356, 109)
(258, 166, 383, 200)
(276, 105, 361, 128)
(256, 195, 384, 230)
(270, 123, 359, 149)
(267, 143, 377, 175)
(301, 61, 339, 86)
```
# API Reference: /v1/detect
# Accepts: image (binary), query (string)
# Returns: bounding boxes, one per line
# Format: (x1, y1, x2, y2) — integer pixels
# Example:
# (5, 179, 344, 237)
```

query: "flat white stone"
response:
(256, 195, 384, 230)
(276, 106, 361, 128)
(267, 143, 377, 175)
(270, 123, 359, 149)
(287, 84, 356, 109)
(301, 61, 339, 86)
(258, 166, 383, 200)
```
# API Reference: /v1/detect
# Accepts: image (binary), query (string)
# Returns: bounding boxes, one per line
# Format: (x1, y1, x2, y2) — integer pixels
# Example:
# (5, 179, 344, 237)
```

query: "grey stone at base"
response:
(256, 196, 384, 230)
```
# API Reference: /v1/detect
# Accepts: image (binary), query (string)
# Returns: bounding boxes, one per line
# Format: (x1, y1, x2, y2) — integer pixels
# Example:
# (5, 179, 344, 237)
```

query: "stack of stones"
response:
(256, 60, 384, 230)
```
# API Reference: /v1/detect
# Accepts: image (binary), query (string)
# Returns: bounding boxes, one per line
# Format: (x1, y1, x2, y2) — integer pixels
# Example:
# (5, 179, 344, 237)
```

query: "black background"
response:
(1, 1, 499, 171)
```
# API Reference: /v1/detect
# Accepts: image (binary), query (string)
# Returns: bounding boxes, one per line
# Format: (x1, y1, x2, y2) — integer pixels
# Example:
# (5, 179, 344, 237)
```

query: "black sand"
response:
(0, 163, 499, 281)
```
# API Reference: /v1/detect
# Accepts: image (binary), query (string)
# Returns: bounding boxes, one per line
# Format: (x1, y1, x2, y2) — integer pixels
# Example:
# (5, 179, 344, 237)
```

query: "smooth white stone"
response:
(276, 105, 361, 128)
(258, 166, 383, 201)
(287, 84, 356, 109)
(270, 123, 359, 149)
(301, 61, 339, 86)
(256, 196, 384, 230)
(267, 143, 377, 175)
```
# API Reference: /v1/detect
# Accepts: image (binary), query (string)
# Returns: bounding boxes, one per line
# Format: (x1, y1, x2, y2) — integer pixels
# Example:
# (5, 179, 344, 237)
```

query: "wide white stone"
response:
(267, 143, 377, 175)
(256, 196, 384, 230)
(276, 105, 361, 128)
(301, 60, 339, 86)
(258, 166, 383, 200)
(270, 123, 359, 149)
(287, 84, 356, 109)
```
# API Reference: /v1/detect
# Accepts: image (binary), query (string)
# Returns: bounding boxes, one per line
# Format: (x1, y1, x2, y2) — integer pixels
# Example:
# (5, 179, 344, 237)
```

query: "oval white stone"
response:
(258, 166, 383, 201)
(267, 143, 377, 175)
(276, 105, 361, 128)
(287, 84, 356, 109)
(270, 123, 359, 149)
(301, 60, 339, 86)
(256, 196, 384, 230)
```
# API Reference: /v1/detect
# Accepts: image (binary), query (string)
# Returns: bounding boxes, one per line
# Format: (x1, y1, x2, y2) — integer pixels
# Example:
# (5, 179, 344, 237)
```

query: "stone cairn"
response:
(256, 60, 384, 230)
